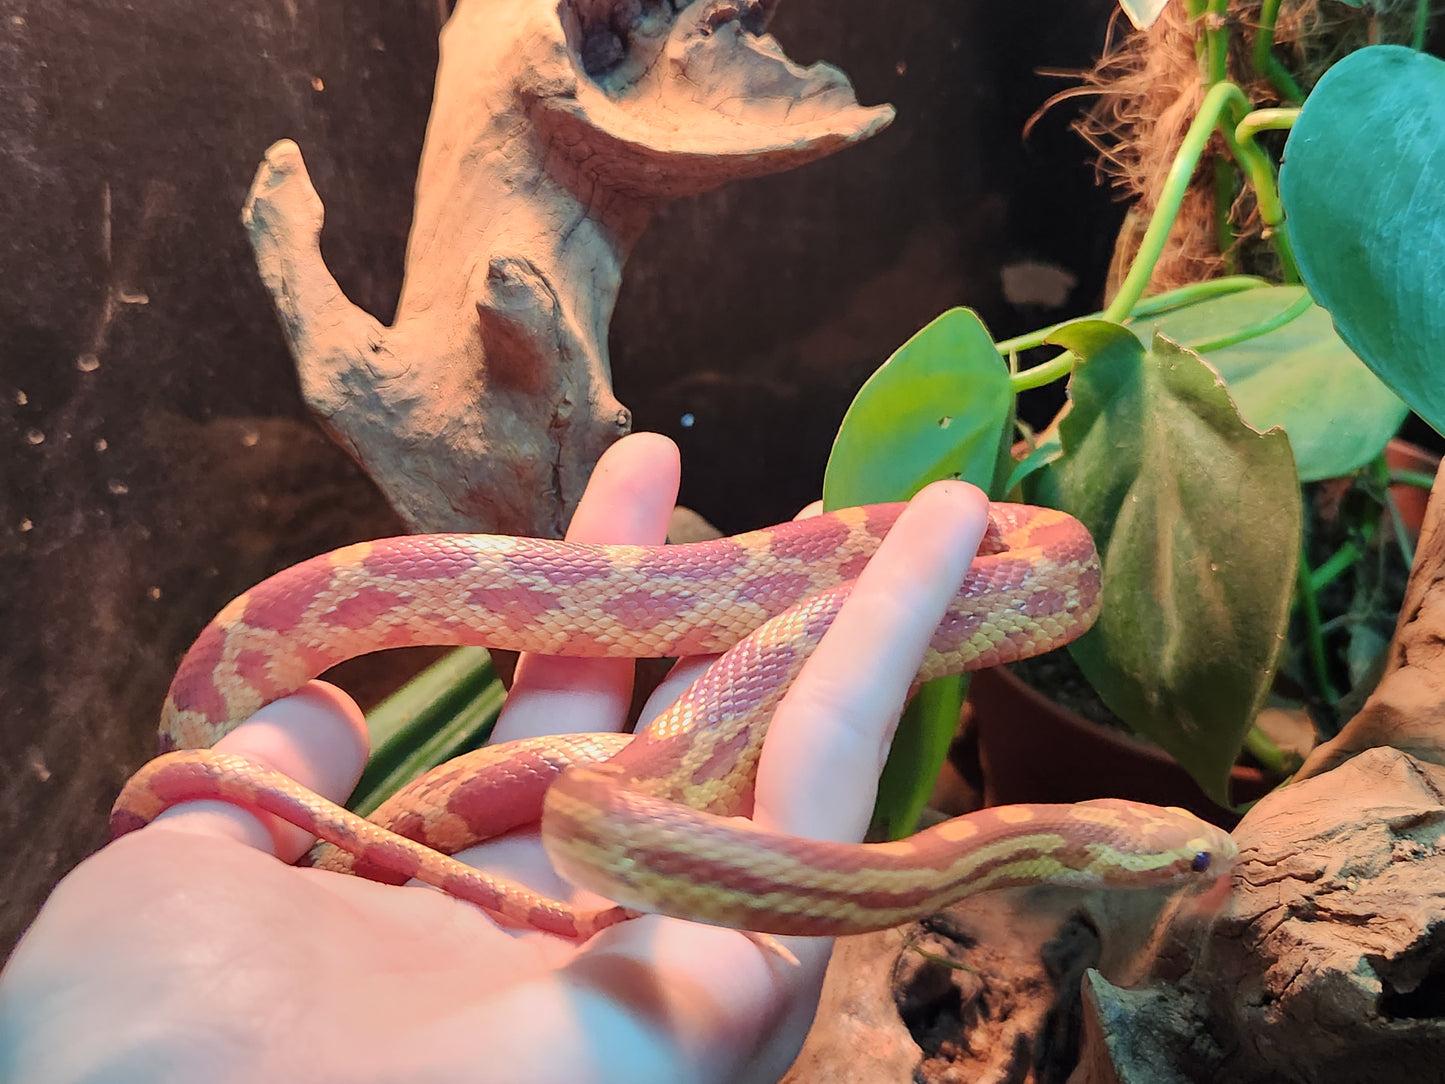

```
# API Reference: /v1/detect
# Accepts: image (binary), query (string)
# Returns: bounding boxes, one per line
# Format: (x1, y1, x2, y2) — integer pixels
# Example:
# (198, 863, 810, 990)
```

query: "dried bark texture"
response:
(780, 929, 922, 1084)
(1075, 749, 1445, 1084)
(243, 0, 893, 536)
(783, 888, 1203, 1084)
(1072, 468, 1445, 1082)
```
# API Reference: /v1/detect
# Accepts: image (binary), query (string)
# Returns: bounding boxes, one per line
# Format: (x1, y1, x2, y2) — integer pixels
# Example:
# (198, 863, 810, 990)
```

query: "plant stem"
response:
(1390, 469, 1438, 490)
(996, 278, 1268, 360)
(902, 934, 980, 973)
(1243, 722, 1289, 774)
(1006, 91, 1302, 382)
(1132, 276, 1270, 313)
(1308, 534, 1372, 594)
(1296, 552, 1341, 705)
(1235, 108, 1300, 143)
(1254, 0, 1305, 103)
(1221, 98, 1301, 282)
(1260, 56, 1306, 104)
(1010, 352, 1077, 393)
(1200, 0, 1240, 256)
(1186, 288, 1312, 353)
(1204, 0, 1232, 86)
(1385, 489, 1416, 570)
(993, 325, 1072, 358)
(1213, 158, 1238, 268)
(1365, 451, 1418, 570)
(1103, 81, 1247, 322)
(1184, 0, 1210, 74)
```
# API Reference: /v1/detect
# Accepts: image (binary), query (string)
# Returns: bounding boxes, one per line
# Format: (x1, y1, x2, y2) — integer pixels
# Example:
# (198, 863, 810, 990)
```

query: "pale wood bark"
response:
(244, 0, 892, 536)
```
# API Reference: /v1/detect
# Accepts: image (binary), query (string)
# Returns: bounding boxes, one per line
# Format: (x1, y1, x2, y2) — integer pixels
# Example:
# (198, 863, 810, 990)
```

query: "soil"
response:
(1005, 652, 1126, 732)
(900, 908, 1103, 1084)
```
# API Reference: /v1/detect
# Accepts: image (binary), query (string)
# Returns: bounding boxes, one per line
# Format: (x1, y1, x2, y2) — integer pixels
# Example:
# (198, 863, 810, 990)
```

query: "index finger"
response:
(752, 481, 990, 842)
(556, 485, 990, 1084)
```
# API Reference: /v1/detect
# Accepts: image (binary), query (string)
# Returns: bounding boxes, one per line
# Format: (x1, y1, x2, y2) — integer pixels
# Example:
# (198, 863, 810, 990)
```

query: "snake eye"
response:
(1190, 851, 1212, 873)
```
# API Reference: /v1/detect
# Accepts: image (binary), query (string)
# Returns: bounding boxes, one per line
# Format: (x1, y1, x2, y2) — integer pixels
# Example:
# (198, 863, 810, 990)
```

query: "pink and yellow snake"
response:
(111, 502, 1236, 940)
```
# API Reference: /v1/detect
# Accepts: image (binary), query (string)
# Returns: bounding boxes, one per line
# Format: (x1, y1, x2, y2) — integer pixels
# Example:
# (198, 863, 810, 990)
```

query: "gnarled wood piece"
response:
(783, 888, 1200, 1083)
(779, 930, 922, 1084)
(244, 0, 893, 536)
(1075, 748, 1445, 1084)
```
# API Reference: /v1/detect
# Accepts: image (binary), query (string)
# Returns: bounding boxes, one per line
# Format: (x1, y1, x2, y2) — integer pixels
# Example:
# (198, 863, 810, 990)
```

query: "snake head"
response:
(1163, 805, 1239, 881)
(1165, 809, 1240, 905)
(1068, 799, 1239, 893)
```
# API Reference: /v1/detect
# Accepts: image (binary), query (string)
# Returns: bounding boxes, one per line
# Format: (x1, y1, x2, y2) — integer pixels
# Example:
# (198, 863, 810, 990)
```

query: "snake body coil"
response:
(112, 502, 1236, 939)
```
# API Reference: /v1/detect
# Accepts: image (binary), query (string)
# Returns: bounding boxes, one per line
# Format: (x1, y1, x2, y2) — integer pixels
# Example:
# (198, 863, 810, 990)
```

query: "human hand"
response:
(0, 433, 990, 1084)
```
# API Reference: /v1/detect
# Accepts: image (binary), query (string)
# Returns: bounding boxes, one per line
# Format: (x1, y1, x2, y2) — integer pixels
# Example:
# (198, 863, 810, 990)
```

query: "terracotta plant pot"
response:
(968, 438, 1441, 828)
(965, 666, 1272, 827)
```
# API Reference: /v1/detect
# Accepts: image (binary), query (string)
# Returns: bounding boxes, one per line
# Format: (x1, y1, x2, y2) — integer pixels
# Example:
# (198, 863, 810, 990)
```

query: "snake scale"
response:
(111, 502, 1237, 939)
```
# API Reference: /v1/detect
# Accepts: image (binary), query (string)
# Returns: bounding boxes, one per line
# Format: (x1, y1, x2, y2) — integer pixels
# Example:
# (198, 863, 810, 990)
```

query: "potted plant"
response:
(783, 28, 1444, 1082)
(328, 21, 1444, 1084)
(821, 14, 1441, 838)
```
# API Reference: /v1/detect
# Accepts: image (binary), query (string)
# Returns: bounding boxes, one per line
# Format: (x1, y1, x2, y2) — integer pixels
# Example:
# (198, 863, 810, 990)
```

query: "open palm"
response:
(0, 433, 990, 1084)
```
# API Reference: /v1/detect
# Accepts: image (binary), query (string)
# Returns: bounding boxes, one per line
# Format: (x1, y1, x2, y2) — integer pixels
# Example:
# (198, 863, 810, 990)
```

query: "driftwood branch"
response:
(243, 0, 893, 536)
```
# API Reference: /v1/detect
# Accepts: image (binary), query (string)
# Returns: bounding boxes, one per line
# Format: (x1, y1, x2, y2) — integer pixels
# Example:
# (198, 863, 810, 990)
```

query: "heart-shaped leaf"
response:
(1134, 285, 1407, 481)
(824, 306, 1012, 838)
(1034, 320, 1301, 806)
(824, 307, 1013, 508)
(1280, 45, 1445, 435)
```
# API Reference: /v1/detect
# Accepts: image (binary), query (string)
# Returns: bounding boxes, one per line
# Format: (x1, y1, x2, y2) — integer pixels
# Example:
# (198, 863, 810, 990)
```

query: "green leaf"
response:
(351, 647, 503, 816)
(824, 307, 1013, 508)
(1036, 320, 1301, 806)
(1280, 45, 1445, 435)
(824, 306, 1012, 838)
(989, 394, 1020, 502)
(871, 677, 965, 840)
(1004, 431, 1061, 497)
(1132, 286, 1408, 481)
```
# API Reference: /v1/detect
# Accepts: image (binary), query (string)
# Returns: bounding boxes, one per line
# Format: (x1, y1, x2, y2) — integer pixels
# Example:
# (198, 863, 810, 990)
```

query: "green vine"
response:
(994, 277, 1269, 358)
(1187, 287, 1311, 352)
(1008, 79, 1301, 400)
(1255, 0, 1306, 102)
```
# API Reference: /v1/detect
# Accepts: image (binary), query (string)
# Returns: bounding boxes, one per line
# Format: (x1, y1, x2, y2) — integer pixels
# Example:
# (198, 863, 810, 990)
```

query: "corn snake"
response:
(111, 502, 1236, 940)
